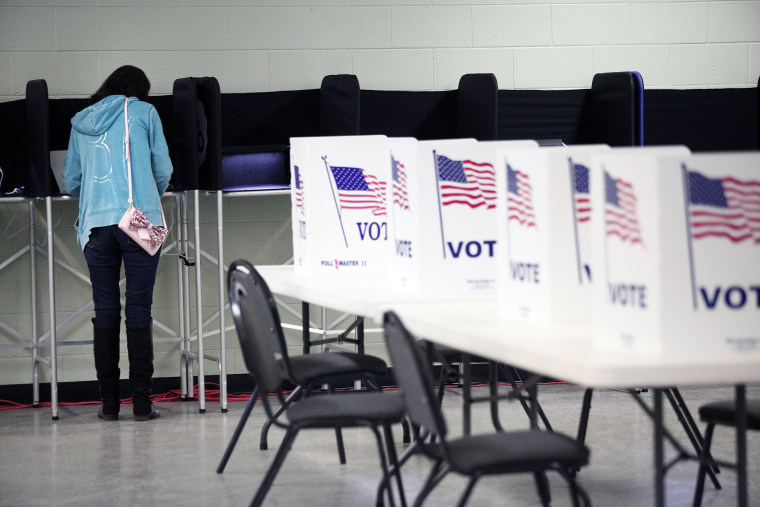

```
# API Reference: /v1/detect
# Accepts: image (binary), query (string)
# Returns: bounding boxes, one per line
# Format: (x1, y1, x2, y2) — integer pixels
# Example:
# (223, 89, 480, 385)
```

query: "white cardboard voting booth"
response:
(663, 152, 760, 355)
(389, 139, 539, 293)
(387, 137, 421, 290)
(290, 135, 393, 276)
(590, 146, 690, 354)
(496, 145, 610, 325)
(585, 146, 759, 357)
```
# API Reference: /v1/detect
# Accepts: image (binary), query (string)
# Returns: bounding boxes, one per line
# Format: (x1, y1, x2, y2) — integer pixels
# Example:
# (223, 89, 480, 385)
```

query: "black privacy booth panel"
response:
(589, 71, 644, 146)
(216, 74, 360, 192)
(497, 71, 644, 147)
(25, 79, 53, 197)
(0, 98, 26, 195)
(456, 73, 498, 141)
(644, 85, 759, 151)
(172, 77, 221, 191)
(0, 79, 173, 198)
(359, 73, 498, 141)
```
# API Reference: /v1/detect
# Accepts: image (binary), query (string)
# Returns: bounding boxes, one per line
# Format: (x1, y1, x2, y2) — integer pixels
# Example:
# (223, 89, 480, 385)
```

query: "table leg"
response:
(736, 384, 747, 507)
(462, 352, 471, 436)
(302, 302, 310, 355)
(654, 389, 664, 507)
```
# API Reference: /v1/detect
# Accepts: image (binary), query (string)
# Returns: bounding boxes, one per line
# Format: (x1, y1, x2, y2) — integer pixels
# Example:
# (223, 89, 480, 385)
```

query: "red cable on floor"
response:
(0, 380, 566, 410)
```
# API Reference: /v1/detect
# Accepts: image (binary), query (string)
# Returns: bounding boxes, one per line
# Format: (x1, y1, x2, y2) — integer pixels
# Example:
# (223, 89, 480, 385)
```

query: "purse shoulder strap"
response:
(124, 97, 134, 208)
(123, 97, 167, 228)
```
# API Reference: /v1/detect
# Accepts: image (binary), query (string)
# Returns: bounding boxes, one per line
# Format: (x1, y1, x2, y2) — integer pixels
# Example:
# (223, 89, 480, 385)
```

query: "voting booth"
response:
(290, 135, 393, 275)
(590, 146, 690, 353)
(588, 147, 760, 357)
(390, 139, 498, 293)
(496, 144, 611, 325)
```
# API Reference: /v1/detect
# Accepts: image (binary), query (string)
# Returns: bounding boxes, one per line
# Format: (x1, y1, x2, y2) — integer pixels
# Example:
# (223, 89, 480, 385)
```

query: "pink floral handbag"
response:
(117, 98, 167, 256)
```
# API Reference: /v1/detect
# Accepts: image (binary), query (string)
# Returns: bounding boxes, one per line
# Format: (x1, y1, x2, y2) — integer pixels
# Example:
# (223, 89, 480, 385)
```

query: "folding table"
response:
(255, 264, 760, 507)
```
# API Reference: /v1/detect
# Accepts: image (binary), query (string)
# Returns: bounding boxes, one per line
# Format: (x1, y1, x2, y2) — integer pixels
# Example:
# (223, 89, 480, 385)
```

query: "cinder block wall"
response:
(0, 1, 759, 388)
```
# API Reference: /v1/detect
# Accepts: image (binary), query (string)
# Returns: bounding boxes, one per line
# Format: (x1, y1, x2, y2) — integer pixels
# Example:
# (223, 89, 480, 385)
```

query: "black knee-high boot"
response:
(127, 324, 160, 420)
(93, 319, 120, 420)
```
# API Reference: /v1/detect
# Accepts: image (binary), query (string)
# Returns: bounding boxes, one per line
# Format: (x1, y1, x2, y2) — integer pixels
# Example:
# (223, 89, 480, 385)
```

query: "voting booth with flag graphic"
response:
(496, 145, 610, 325)
(290, 135, 393, 275)
(676, 152, 760, 354)
(290, 137, 319, 270)
(391, 138, 508, 293)
(581, 146, 753, 356)
(590, 146, 692, 353)
(387, 138, 419, 290)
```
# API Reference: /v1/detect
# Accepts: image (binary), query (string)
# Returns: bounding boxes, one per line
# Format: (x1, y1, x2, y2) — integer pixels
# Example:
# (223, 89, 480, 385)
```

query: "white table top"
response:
(256, 265, 760, 389)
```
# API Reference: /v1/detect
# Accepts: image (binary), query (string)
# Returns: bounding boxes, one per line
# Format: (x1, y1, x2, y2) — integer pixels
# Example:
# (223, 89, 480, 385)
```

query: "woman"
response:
(63, 65, 173, 421)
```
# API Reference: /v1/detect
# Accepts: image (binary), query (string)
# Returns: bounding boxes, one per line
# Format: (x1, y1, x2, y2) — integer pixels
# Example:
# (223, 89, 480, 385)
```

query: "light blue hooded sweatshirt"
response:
(63, 95, 173, 250)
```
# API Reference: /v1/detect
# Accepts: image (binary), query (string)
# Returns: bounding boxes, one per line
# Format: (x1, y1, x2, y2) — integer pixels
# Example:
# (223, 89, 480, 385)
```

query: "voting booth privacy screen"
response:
(394, 138, 501, 294)
(290, 135, 392, 276)
(590, 148, 760, 357)
(496, 144, 610, 325)
(290, 135, 758, 357)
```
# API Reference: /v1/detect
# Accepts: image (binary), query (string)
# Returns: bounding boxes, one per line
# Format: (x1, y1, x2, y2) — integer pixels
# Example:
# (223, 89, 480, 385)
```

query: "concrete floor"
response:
(0, 383, 758, 507)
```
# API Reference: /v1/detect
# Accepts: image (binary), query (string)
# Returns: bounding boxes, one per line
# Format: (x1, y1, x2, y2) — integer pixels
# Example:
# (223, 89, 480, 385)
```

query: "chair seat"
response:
(699, 399, 760, 429)
(446, 430, 590, 475)
(286, 391, 405, 427)
(287, 352, 387, 384)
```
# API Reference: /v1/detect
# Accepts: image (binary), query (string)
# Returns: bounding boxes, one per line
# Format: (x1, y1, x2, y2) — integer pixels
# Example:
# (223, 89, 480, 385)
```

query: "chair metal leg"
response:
(217, 387, 259, 473)
(572, 388, 594, 477)
(400, 417, 411, 444)
(335, 427, 347, 464)
(368, 425, 396, 507)
(457, 476, 480, 507)
(377, 434, 422, 506)
(533, 470, 551, 506)
(693, 423, 717, 507)
(413, 461, 448, 507)
(260, 385, 302, 450)
(382, 422, 407, 507)
(557, 467, 592, 507)
(250, 428, 299, 507)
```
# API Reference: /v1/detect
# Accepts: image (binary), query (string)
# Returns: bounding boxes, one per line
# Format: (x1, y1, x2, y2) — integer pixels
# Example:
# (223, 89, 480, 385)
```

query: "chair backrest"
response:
(384, 311, 448, 439)
(227, 259, 289, 394)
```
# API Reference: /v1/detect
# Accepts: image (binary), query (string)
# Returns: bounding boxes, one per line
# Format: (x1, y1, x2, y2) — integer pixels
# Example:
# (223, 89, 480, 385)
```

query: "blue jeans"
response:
(84, 225, 161, 329)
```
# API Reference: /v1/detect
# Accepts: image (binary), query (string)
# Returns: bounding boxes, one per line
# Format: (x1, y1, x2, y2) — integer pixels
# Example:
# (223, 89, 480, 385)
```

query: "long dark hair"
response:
(90, 65, 151, 104)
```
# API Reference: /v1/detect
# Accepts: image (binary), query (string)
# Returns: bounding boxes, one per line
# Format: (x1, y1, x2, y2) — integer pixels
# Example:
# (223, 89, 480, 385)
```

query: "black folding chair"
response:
(226, 260, 407, 506)
(693, 395, 760, 506)
(217, 259, 398, 473)
(384, 311, 591, 507)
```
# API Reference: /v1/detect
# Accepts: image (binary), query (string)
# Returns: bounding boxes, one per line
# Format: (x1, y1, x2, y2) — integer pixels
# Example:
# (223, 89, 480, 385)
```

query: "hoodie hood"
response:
(70, 95, 131, 136)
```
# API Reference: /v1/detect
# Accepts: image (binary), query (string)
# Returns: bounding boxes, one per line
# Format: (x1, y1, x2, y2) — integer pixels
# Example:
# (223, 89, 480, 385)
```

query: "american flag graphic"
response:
(506, 164, 536, 228)
(572, 161, 591, 223)
(436, 154, 496, 209)
(391, 155, 409, 211)
(330, 165, 387, 216)
(294, 165, 305, 216)
(604, 171, 642, 245)
(687, 169, 760, 244)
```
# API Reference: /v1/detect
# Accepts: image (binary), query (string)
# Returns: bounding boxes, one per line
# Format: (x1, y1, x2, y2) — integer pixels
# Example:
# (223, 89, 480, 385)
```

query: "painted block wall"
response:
(1, 1, 759, 388)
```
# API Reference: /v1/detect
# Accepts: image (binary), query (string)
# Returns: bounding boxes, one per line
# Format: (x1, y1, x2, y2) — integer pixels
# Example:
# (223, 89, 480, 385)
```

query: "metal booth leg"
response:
(216, 190, 227, 412)
(45, 196, 58, 420)
(29, 200, 40, 408)
(194, 189, 206, 413)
